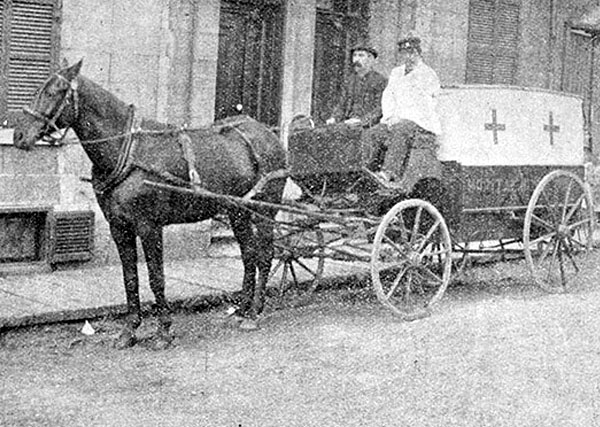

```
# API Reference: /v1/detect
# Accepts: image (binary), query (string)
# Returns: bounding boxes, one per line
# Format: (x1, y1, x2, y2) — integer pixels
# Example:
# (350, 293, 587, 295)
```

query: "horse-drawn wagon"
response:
(12, 62, 596, 346)
(265, 84, 595, 319)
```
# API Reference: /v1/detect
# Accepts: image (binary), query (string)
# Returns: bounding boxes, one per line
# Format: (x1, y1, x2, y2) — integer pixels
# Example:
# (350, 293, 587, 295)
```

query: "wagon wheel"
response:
(371, 199, 452, 320)
(270, 217, 325, 294)
(523, 170, 595, 293)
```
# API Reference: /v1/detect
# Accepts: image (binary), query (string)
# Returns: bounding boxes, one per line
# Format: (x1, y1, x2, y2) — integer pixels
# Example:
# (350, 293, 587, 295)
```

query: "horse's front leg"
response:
(139, 224, 172, 349)
(110, 222, 141, 349)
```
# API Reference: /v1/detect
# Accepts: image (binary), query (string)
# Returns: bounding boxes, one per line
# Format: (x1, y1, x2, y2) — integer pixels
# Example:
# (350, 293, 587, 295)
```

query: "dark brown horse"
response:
(13, 60, 286, 348)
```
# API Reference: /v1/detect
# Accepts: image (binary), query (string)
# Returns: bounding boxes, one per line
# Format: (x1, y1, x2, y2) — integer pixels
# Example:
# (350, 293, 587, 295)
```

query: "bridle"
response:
(22, 72, 79, 144)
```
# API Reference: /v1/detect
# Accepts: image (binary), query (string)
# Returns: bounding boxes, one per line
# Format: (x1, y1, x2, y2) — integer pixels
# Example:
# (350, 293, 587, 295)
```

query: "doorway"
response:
(215, 0, 283, 128)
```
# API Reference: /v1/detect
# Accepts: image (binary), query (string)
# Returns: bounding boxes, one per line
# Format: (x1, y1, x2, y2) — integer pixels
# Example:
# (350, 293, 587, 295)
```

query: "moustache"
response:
(352, 62, 363, 68)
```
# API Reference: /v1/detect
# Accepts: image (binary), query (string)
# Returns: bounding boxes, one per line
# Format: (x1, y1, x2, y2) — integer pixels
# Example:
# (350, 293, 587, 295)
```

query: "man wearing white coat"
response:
(365, 36, 441, 181)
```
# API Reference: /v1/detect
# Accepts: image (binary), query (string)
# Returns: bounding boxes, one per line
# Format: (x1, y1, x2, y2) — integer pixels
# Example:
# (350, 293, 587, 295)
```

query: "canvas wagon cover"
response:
(436, 85, 584, 167)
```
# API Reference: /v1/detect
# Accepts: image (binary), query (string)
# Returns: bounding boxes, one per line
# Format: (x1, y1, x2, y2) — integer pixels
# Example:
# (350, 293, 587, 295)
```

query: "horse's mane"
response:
(78, 75, 175, 131)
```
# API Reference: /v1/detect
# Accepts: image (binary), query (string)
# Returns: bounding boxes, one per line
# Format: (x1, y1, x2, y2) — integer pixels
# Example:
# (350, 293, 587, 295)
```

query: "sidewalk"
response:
(0, 245, 365, 329)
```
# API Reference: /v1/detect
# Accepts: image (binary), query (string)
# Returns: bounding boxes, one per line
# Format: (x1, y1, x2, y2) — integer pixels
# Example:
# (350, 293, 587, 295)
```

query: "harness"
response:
(23, 71, 264, 196)
(23, 73, 79, 145)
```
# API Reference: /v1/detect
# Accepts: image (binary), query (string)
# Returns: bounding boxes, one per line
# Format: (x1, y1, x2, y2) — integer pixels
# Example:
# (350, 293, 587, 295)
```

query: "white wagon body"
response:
(437, 85, 585, 167)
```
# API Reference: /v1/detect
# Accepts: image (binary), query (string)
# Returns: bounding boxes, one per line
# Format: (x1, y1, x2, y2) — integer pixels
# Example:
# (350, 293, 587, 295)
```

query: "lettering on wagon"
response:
(466, 175, 533, 209)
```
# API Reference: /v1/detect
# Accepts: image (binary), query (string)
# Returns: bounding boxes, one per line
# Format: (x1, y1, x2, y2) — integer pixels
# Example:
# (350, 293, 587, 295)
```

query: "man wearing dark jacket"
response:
(326, 43, 388, 128)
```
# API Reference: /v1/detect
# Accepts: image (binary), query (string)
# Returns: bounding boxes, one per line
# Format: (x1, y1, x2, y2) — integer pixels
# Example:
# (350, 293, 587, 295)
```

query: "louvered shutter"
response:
(0, 1, 6, 122)
(1, 0, 59, 125)
(466, 0, 495, 84)
(466, 0, 520, 85)
(493, 0, 519, 84)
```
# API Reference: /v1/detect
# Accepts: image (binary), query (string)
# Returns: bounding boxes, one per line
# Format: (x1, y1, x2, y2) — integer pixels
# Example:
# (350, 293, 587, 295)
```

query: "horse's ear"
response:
(63, 59, 83, 81)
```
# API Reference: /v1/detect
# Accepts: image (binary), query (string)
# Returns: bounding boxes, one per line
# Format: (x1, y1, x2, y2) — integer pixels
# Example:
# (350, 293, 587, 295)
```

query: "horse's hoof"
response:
(151, 334, 173, 351)
(239, 319, 259, 331)
(114, 330, 137, 349)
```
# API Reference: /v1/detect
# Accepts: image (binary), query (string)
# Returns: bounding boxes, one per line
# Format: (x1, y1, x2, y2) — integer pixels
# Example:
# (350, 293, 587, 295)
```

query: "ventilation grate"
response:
(51, 211, 94, 264)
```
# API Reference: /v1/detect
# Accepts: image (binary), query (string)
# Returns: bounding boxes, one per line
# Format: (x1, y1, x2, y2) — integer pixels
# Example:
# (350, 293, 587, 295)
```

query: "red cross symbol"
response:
(543, 111, 560, 145)
(484, 109, 505, 145)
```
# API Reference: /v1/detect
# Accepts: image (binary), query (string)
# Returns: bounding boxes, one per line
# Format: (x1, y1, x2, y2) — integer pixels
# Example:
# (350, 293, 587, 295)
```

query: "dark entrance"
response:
(215, 0, 283, 128)
(311, 0, 370, 124)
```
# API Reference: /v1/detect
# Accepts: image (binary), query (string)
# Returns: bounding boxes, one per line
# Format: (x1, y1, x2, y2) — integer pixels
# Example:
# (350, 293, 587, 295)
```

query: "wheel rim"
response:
(371, 199, 452, 319)
(523, 170, 595, 293)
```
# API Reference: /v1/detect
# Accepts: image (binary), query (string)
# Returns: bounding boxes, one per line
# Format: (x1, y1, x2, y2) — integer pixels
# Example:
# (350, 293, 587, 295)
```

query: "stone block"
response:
(0, 175, 60, 206)
(1, 146, 58, 175)
(61, 0, 115, 52)
(111, 0, 165, 55)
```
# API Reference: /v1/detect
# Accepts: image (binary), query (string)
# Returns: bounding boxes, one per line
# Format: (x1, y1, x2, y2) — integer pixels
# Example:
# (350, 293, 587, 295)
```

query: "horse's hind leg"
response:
(254, 216, 275, 317)
(228, 209, 259, 325)
(139, 224, 172, 349)
(110, 222, 141, 349)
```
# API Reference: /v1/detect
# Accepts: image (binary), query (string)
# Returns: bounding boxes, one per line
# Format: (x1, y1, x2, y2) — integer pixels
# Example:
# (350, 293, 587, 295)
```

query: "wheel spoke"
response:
(536, 237, 557, 269)
(561, 179, 573, 223)
(410, 206, 423, 245)
(290, 257, 323, 278)
(541, 239, 560, 279)
(415, 219, 441, 253)
(566, 216, 593, 231)
(540, 190, 561, 225)
(416, 265, 444, 285)
(562, 237, 581, 274)
(386, 266, 410, 300)
(382, 233, 409, 255)
(530, 211, 555, 232)
(374, 258, 409, 274)
(565, 194, 585, 224)
(529, 230, 557, 248)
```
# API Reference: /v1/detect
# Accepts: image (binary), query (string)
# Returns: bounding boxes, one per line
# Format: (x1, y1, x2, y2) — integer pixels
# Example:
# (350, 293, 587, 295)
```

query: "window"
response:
(0, 0, 60, 127)
(466, 0, 520, 84)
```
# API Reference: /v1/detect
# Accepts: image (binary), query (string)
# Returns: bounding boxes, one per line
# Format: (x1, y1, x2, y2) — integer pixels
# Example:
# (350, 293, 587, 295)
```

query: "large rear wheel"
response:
(523, 170, 595, 293)
(371, 199, 452, 320)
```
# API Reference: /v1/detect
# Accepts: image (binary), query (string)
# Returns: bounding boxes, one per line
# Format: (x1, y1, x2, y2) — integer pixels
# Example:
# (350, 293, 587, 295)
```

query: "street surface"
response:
(2, 255, 600, 426)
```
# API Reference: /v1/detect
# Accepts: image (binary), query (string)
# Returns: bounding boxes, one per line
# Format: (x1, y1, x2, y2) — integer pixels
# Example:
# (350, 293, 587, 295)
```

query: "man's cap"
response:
(397, 37, 421, 53)
(351, 43, 378, 58)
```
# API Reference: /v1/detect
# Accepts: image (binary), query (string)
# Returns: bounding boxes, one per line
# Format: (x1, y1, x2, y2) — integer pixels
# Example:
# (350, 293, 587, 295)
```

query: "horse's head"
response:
(13, 60, 83, 150)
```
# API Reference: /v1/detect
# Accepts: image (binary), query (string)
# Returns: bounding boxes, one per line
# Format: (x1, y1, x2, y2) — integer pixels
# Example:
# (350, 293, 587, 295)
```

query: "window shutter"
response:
(1, 0, 59, 125)
(466, 0, 495, 84)
(8, 1, 55, 112)
(493, 0, 519, 84)
(0, 2, 4, 43)
(0, 1, 5, 122)
(466, 0, 520, 85)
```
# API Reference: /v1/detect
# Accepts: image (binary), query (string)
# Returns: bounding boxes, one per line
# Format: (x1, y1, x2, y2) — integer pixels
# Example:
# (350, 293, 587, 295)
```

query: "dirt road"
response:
(2, 257, 600, 427)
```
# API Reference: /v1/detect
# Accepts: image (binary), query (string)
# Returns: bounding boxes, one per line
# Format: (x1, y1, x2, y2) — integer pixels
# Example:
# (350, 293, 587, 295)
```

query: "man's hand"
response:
(325, 117, 336, 125)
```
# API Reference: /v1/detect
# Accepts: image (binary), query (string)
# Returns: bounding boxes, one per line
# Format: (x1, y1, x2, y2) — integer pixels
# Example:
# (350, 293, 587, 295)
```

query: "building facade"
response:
(0, 0, 598, 270)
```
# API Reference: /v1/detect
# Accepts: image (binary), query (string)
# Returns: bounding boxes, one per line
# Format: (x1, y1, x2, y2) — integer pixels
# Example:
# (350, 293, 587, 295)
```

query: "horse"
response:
(12, 60, 287, 349)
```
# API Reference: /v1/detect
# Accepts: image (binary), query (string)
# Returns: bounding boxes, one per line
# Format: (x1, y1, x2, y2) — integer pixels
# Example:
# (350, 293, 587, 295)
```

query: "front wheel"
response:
(371, 199, 452, 320)
(523, 170, 595, 293)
